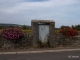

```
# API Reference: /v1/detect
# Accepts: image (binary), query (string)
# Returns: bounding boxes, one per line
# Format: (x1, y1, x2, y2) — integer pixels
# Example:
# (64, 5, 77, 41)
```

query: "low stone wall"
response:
(54, 33, 80, 47)
(0, 33, 80, 49)
(0, 33, 33, 49)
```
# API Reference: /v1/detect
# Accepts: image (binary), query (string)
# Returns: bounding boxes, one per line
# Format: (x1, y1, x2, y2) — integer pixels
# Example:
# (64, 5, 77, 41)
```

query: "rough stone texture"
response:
(0, 34, 33, 49)
(0, 33, 80, 48)
(31, 21, 39, 47)
(49, 22, 55, 47)
(31, 20, 55, 47)
(32, 20, 54, 23)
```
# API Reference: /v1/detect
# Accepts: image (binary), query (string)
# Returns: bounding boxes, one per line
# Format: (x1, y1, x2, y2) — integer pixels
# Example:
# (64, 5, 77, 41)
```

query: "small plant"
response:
(1, 27, 24, 42)
(38, 40, 50, 48)
(38, 40, 43, 48)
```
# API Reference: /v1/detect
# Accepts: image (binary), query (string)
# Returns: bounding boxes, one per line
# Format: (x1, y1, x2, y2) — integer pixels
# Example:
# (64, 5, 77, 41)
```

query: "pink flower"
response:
(1, 27, 24, 41)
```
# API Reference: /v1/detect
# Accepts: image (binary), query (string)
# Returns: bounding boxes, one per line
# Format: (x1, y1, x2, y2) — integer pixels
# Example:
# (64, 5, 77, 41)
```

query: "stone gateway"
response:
(31, 20, 55, 47)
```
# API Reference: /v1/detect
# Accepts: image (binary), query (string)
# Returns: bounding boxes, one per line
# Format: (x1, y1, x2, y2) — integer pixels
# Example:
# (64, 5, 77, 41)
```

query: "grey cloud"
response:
(0, 0, 80, 28)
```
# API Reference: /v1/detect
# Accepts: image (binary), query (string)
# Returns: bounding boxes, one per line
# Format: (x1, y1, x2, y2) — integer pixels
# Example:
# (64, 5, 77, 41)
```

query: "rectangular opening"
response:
(39, 24, 49, 43)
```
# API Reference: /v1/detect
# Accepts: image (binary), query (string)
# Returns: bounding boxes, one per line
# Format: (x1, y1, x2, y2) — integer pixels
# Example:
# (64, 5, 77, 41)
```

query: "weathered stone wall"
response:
(0, 33, 80, 48)
(0, 20, 80, 48)
(54, 33, 80, 47)
(0, 34, 33, 49)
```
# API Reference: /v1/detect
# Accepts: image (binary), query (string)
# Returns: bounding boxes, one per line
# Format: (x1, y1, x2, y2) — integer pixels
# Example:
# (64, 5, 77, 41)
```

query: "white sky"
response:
(0, 0, 80, 27)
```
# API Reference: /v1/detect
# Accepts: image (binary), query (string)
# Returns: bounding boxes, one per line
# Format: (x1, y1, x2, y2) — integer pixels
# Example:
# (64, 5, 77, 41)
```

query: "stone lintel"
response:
(31, 20, 55, 23)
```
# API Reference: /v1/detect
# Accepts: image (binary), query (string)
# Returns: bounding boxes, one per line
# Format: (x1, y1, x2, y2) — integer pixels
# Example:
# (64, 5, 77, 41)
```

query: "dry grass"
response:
(22, 29, 31, 34)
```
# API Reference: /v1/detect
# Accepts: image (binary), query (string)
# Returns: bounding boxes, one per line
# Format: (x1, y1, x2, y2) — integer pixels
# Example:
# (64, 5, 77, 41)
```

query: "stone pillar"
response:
(31, 22, 39, 47)
(49, 22, 55, 47)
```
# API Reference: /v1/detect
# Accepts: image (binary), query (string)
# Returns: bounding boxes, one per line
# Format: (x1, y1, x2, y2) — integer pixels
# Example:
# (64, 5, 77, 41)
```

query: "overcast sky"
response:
(0, 0, 80, 28)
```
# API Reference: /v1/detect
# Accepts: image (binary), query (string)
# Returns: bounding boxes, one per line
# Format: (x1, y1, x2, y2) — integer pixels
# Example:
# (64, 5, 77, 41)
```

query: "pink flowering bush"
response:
(1, 27, 24, 41)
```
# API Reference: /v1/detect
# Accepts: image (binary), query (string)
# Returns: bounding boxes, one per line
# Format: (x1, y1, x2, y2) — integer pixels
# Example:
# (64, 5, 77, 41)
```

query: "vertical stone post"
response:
(49, 22, 55, 47)
(31, 21, 39, 47)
